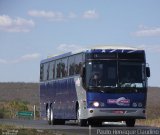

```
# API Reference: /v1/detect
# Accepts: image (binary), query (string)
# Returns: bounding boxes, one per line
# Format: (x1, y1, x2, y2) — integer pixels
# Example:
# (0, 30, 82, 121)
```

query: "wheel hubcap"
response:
(50, 109, 53, 122)
(47, 108, 50, 121)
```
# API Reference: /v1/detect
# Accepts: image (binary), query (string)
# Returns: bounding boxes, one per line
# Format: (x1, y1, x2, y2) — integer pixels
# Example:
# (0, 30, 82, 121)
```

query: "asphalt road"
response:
(0, 119, 160, 135)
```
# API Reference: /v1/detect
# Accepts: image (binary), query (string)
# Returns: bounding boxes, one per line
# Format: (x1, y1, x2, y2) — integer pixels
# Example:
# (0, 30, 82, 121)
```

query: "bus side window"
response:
(44, 63, 49, 81)
(75, 54, 83, 75)
(61, 57, 68, 77)
(49, 61, 55, 80)
(40, 64, 44, 81)
(55, 59, 62, 78)
(53, 62, 55, 79)
(68, 56, 75, 76)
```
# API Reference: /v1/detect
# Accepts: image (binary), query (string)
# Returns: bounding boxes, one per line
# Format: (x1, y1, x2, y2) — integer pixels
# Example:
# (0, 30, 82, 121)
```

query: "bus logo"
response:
(107, 97, 130, 106)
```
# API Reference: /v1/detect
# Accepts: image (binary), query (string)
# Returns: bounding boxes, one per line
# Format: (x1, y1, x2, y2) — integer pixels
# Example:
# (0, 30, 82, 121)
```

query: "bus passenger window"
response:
(49, 61, 55, 80)
(55, 60, 62, 78)
(75, 64, 79, 74)
(52, 65, 55, 79)
(75, 54, 83, 74)
(68, 56, 75, 76)
(40, 64, 44, 81)
(57, 63, 61, 78)
(61, 58, 68, 77)
(44, 63, 49, 81)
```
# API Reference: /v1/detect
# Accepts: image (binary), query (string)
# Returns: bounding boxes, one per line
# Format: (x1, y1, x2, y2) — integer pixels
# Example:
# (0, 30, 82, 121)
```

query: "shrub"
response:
(0, 109, 4, 118)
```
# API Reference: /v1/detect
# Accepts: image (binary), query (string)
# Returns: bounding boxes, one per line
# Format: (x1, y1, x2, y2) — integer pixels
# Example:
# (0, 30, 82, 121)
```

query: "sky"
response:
(0, 0, 160, 87)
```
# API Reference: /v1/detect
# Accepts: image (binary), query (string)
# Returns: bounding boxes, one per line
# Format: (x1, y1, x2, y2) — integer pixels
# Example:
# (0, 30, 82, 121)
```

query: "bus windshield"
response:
(119, 61, 145, 88)
(86, 60, 145, 88)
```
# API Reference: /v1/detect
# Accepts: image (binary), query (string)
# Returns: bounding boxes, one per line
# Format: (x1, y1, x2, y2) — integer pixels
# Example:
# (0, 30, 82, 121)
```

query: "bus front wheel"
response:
(126, 119, 136, 127)
(88, 120, 102, 127)
(77, 108, 87, 126)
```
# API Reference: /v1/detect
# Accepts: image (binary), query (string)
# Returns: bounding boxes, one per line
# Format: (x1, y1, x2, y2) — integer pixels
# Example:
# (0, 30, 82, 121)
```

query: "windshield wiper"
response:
(88, 85, 117, 90)
(118, 83, 137, 88)
(102, 86, 117, 88)
(88, 86, 101, 89)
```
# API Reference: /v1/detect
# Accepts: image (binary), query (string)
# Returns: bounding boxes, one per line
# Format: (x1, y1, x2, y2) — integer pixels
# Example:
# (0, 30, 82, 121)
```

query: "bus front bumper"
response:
(86, 108, 146, 120)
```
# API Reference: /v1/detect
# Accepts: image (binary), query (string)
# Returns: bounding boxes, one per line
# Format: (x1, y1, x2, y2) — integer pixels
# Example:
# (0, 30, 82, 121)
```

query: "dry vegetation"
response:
(0, 83, 160, 127)
(0, 83, 39, 119)
(0, 82, 39, 105)
(146, 87, 160, 119)
(137, 87, 160, 127)
(0, 126, 64, 135)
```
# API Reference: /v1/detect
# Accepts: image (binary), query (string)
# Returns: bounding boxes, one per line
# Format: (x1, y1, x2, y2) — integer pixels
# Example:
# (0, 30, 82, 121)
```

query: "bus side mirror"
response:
(146, 67, 150, 77)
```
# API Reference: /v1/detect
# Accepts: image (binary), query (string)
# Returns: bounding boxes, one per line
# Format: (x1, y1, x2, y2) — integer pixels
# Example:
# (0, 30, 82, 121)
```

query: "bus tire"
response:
(88, 120, 102, 127)
(50, 107, 55, 125)
(50, 107, 65, 125)
(77, 108, 87, 127)
(56, 120, 65, 125)
(78, 119, 87, 127)
(126, 119, 136, 127)
(46, 107, 51, 125)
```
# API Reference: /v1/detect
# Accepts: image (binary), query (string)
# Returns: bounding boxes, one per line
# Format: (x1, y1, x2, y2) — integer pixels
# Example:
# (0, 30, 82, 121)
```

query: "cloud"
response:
(82, 10, 99, 19)
(138, 45, 160, 53)
(28, 10, 65, 21)
(57, 44, 86, 53)
(28, 10, 99, 21)
(134, 25, 160, 37)
(12, 53, 40, 63)
(57, 44, 160, 54)
(0, 15, 35, 32)
(0, 59, 7, 64)
(0, 53, 40, 64)
(68, 12, 77, 19)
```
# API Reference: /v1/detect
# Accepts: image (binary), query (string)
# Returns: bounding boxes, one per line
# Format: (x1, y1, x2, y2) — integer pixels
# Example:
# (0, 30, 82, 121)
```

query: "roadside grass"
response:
(137, 118, 160, 128)
(0, 124, 16, 129)
(136, 95, 160, 128)
(14, 129, 65, 135)
(0, 100, 28, 119)
(0, 125, 83, 135)
(0, 124, 65, 135)
(0, 100, 39, 119)
(137, 106, 160, 127)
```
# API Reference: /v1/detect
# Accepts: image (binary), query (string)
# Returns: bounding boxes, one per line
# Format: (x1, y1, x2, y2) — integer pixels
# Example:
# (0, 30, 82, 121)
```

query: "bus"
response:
(40, 46, 150, 127)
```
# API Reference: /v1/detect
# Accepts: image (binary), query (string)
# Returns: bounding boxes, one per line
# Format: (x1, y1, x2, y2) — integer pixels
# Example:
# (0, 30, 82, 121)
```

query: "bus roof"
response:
(41, 45, 144, 63)
(41, 52, 72, 64)
(89, 45, 141, 50)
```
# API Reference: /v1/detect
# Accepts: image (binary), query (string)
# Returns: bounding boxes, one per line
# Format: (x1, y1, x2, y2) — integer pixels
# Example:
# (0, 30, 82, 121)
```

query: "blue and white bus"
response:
(40, 46, 150, 127)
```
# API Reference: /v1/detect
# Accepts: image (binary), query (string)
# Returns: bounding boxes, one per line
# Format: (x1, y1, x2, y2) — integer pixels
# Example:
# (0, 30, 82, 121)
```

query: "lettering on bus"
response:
(107, 97, 130, 106)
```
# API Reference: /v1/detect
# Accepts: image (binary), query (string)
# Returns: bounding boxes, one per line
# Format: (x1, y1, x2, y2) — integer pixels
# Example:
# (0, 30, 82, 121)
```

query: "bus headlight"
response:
(90, 101, 105, 107)
(93, 101, 100, 107)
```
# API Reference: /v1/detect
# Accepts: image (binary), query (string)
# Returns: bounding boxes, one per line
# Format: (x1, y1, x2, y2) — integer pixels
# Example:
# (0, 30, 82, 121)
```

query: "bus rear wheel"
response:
(50, 108, 65, 125)
(55, 120, 65, 125)
(126, 119, 136, 127)
(50, 107, 54, 125)
(46, 107, 51, 125)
